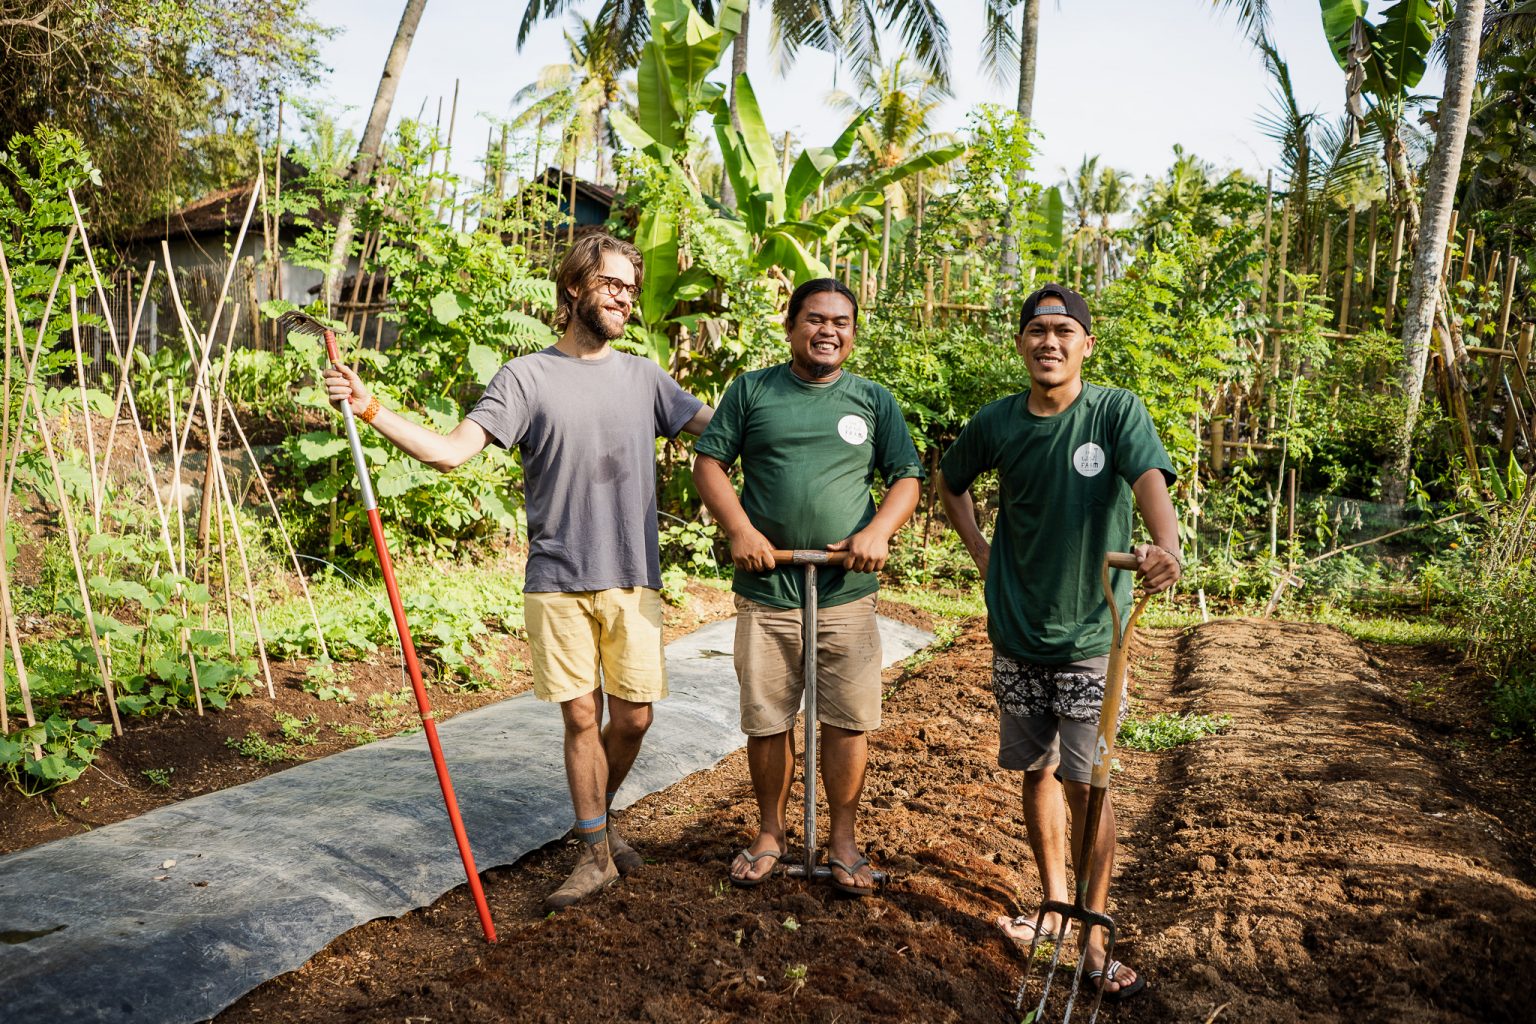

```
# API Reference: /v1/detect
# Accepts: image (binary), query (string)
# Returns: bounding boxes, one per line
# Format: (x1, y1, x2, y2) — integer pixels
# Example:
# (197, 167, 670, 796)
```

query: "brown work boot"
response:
(544, 839, 620, 911)
(608, 826, 644, 875)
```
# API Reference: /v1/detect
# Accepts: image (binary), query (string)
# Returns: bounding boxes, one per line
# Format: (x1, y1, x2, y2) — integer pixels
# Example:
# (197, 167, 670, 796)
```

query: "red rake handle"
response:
(327, 329, 497, 944)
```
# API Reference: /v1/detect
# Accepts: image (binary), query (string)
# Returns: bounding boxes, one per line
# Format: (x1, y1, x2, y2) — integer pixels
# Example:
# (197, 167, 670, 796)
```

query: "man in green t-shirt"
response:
(938, 283, 1180, 1004)
(694, 278, 923, 895)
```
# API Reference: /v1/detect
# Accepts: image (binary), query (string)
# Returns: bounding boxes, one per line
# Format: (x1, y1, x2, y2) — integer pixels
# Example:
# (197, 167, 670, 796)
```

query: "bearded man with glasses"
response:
(324, 233, 713, 910)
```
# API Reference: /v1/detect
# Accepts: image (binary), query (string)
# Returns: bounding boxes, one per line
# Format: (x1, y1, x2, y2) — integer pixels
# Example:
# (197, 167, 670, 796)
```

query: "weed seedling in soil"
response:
(330, 722, 378, 746)
(226, 731, 295, 763)
(302, 659, 355, 703)
(274, 712, 321, 746)
(141, 767, 175, 789)
(1118, 712, 1233, 752)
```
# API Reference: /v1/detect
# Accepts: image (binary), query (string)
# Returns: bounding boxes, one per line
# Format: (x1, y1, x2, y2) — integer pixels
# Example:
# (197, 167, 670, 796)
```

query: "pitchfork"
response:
(771, 549, 887, 889)
(1013, 551, 1151, 1023)
(278, 310, 497, 943)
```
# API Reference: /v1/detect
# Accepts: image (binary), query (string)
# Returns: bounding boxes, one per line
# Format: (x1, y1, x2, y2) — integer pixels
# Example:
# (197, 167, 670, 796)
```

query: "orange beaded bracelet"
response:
(358, 395, 382, 424)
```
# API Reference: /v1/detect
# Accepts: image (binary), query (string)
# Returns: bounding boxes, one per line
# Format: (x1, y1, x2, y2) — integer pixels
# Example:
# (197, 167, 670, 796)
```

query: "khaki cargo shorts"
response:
(734, 593, 882, 735)
(524, 587, 667, 704)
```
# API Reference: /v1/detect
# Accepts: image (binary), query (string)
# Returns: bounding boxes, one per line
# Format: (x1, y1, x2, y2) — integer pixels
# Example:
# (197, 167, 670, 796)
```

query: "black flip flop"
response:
(728, 846, 783, 888)
(1088, 959, 1147, 1004)
(828, 855, 877, 897)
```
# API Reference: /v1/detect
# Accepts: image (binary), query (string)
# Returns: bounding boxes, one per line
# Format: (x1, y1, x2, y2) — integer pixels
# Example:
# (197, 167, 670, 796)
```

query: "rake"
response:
(1013, 551, 1151, 1023)
(771, 549, 887, 889)
(278, 310, 497, 943)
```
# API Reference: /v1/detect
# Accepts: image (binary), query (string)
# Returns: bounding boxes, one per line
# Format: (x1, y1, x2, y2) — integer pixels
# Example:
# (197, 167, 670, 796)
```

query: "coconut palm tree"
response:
(1388, 0, 1487, 505)
(827, 55, 952, 217)
(1091, 165, 1133, 289)
(512, 8, 641, 184)
(324, 0, 430, 308)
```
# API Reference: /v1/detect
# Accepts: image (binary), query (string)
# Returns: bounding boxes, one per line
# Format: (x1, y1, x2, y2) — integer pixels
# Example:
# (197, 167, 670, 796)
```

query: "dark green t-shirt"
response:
(940, 382, 1176, 664)
(695, 364, 925, 610)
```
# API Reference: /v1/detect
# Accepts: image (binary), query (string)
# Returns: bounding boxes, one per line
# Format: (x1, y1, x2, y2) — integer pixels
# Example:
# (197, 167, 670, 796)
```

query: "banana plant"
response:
(1320, 0, 1444, 109)
(611, 0, 965, 367)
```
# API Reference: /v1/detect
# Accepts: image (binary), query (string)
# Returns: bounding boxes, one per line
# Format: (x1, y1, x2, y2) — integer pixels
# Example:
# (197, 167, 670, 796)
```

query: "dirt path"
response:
(214, 616, 1536, 1024)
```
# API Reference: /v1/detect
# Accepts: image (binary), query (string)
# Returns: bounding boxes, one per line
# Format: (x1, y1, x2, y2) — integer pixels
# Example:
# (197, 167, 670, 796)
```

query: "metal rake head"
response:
(275, 309, 332, 339)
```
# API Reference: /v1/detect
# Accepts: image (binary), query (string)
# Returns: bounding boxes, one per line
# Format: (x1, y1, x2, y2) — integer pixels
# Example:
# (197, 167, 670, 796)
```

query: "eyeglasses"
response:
(593, 274, 640, 300)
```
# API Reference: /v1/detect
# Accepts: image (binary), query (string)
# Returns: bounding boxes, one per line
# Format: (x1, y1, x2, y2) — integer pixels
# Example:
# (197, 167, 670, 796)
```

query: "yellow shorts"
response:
(524, 587, 668, 704)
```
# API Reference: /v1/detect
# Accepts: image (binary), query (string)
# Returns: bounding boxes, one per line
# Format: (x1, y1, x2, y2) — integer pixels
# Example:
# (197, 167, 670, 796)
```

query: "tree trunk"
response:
(1383, 0, 1485, 507)
(998, 0, 1040, 290)
(324, 0, 429, 310)
(721, 5, 750, 210)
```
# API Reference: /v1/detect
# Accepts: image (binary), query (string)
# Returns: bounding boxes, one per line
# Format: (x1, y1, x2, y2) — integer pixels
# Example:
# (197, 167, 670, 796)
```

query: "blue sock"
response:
(574, 813, 607, 846)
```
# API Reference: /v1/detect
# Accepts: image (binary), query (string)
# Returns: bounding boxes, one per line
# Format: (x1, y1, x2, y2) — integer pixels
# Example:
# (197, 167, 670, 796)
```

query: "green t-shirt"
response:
(695, 363, 925, 610)
(940, 382, 1176, 664)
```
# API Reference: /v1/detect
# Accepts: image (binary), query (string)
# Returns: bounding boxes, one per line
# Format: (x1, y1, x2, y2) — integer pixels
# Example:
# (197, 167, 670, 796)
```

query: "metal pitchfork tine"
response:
(771, 549, 887, 888)
(1013, 550, 1152, 1024)
(277, 310, 498, 943)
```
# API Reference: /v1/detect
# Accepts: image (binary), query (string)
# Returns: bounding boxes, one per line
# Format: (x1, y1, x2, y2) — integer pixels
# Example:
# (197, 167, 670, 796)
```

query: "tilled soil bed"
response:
(0, 580, 738, 855)
(216, 616, 1536, 1024)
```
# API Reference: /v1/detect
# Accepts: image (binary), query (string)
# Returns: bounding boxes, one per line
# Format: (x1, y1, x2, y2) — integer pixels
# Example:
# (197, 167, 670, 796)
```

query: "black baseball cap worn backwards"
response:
(1019, 282, 1092, 335)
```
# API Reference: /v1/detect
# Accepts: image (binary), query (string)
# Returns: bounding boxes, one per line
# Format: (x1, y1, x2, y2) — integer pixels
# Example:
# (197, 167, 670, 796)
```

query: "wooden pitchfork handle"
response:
(1073, 552, 1153, 899)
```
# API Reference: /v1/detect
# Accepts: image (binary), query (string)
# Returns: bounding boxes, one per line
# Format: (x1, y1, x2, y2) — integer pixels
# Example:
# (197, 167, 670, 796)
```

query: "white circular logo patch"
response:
(1072, 442, 1106, 477)
(837, 415, 869, 446)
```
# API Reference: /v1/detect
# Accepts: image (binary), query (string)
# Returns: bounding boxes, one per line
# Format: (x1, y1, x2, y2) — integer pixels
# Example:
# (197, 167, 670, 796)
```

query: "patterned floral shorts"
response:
(991, 653, 1120, 726)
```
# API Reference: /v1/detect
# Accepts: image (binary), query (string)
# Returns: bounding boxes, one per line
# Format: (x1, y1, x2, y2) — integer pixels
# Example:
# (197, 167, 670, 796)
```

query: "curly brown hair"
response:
(553, 233, 644, 331)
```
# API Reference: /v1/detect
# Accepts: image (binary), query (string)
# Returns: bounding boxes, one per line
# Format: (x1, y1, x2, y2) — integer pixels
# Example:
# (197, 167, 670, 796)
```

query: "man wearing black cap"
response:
(937, 282, 1181, 1003)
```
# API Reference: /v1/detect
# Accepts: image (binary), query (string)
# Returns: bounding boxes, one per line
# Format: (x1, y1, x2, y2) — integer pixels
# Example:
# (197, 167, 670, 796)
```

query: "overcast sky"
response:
(299, 0, 1446, 189)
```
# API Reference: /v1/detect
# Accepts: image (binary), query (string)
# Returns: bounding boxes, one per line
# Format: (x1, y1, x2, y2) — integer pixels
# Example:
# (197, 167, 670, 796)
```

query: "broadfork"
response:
(771, 549, 887, 889)
(278, 310, 497, 943)
(1013, 551, 1152, 1024)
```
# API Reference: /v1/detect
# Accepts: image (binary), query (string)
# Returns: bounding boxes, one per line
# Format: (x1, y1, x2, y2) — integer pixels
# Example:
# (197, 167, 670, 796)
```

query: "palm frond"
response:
(881, 0, 953, 90)
(981, 0, 1021, 88)
(1208, 0, 1273, 49)
(518, 0, 581, 48)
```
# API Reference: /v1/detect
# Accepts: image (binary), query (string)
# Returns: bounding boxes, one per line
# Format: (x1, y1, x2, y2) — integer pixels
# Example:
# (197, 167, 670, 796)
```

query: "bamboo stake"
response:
(97, 265, 156, 486)
(213, 422, 273, 697)
(1319, 216, 1334, 302)
(0, 251, 31, 734)
(202, 321, 241, 660)
(203, 314, 274, 695)
(0, 237, 122, 735)
(1337, 206, 1357, 331)
(1259, 171, 1273, 320)
(1362, 202, 1380, 317)
(223, 394, 329, 660)
(167, 380, 188, 577)
(1495, 257, 1519, 351)
(67, 285, 104, 530)
(168, 170, 263, 462)
(1504, 324, 1534, 458)
(1460, 227, 1475, 284)
(1275, 199, 1291, 313)
(1385, 211, 1406, 329)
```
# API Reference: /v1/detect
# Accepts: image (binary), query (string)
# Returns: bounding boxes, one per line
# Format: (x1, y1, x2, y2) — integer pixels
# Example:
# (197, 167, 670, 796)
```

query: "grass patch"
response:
(1141, 601, 1204, 628)
(884, 586, 985, 622)
(1117, 712, 1232, 752)
(1299, 606, 1463, 646)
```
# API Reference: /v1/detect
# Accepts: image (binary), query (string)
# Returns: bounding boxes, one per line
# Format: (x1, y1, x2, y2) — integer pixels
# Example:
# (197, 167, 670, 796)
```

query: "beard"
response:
(574, 291, 627, 343)
(802, 356, 840, 378)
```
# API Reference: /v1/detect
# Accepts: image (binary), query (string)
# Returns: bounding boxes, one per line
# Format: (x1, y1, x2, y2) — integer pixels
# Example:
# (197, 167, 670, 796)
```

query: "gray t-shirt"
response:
(466, 345, 703, 593)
